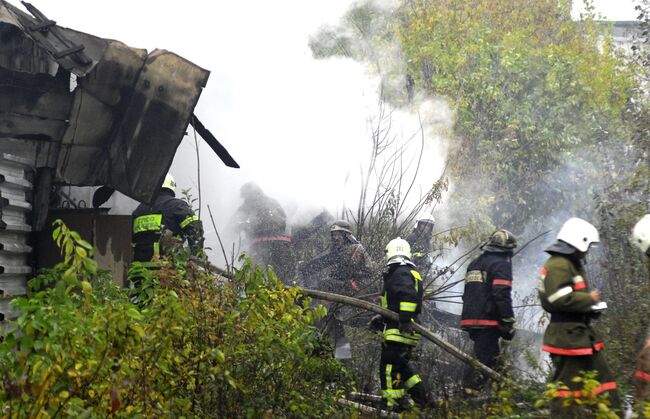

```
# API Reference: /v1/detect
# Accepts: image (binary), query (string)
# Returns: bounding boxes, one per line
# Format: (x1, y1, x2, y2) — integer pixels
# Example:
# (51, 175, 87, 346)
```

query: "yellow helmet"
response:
(162, 173, 176, 193)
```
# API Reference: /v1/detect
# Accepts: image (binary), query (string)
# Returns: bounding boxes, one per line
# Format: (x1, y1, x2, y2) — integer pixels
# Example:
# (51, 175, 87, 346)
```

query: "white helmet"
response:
(385, 237, 411, 261)
(632, 214, 650, 256)
(557, 217, 599, 253)
(417, 218, 435, 227)
(162, 173, 176, 193)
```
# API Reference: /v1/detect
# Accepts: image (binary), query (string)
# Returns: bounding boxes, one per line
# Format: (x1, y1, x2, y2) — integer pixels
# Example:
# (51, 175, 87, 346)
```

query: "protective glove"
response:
(368, 314, 385, 332)
(497, 320, 516, 341)
(398, 312, 414, 335)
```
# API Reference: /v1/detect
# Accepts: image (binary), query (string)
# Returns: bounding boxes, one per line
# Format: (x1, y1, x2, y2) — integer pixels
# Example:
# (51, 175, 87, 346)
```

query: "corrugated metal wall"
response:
(0, 153, 33, 321)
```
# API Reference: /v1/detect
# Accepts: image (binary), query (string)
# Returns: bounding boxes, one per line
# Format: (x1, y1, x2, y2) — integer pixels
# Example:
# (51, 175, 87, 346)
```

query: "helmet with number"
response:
(557, 217, 599, 253)
(385, 237, 412, 262)
(632, 214, 650, 257)
(162, 173, 176, 193)
(481, 229, 517, 253)
(330, 220, 353, 235)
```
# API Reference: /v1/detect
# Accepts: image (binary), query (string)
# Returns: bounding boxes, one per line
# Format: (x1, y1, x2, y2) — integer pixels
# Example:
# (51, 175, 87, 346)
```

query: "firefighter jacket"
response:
(538, 254, 603, 355)
(381, 261, 423, 346)
(460, 252, 514, 329)
(406, 230, 433, 274)
(299, 241, 374, 295)
(132, 189, 205, 263)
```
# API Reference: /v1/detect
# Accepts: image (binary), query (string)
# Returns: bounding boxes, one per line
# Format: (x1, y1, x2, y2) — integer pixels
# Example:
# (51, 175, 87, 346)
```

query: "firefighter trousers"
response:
(380, 341, 427, 409)
(463, 327, 502, 390)
(549, 351, 620, 416)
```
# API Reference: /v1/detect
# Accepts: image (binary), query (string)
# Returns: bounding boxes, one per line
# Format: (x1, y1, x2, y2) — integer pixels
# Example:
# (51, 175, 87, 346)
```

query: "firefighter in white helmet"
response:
(406, 218, 436, 277)
(630, 215, 650, 401)
(370, 237, 428, 411)
(538, 217, 619, 413)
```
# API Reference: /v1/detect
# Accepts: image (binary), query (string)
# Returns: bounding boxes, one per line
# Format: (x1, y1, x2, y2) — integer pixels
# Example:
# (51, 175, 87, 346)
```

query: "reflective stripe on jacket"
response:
(132, 190, 204, 262)
(381, 263, 423, 346)
(460, 251, 514, 329)
(538, 255, 603, 355)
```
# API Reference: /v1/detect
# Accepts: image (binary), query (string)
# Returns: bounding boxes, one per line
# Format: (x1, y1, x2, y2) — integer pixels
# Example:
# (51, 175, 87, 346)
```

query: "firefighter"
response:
(631, 215, 650, 401)
(460, 229, 517, 390)
(405, 218, 435, 277)
(231, 182, 295, 283)
(299, 220, 375, 359)
(370, 237, 428, 410)
(298, 219, 374, 294)
(131, 173, 204, 264)
(538, 217, 619, 412)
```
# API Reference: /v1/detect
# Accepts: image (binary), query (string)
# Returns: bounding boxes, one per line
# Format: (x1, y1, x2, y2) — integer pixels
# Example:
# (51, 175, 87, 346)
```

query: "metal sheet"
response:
(0, 1, 211, 205)
(0, 152, 33, 320)
(36, 210, 132, 287)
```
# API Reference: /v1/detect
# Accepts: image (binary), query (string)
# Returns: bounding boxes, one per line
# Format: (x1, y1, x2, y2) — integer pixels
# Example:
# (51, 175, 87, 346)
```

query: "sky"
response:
(10, 0, 640, 261)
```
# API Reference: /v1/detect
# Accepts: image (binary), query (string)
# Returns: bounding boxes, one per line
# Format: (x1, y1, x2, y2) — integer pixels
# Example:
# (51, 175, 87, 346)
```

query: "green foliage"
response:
(0, 221, 349, 417)
(311, 0, 637, 230)
(534, 371, 618, 418)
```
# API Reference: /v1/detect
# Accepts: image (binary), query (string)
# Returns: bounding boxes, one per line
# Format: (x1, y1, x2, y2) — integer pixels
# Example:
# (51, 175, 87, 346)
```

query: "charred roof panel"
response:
(0, 0, 211, 204)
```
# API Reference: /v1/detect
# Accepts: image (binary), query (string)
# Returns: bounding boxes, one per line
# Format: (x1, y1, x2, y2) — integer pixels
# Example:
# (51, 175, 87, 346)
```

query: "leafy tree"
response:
(310, 0, 636, 230)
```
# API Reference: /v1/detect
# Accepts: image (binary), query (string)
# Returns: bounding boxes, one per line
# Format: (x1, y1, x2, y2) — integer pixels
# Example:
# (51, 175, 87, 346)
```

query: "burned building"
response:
(0, 0, 237, 320)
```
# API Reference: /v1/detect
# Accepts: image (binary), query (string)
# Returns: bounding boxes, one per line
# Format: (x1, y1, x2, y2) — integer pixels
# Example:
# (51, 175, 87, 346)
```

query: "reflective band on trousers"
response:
(381, 389, 405, 406)
(384, 328, 420, 346)
(400, 301, 417, 312)
(493, 279, 512, 287)
(637, 370, 650, 382)
(133, 214, 162, 233)
(547, 286, 573, 303)
(555, 381, 617, 398)
(404, 374, 422, 389)
(180, 215, 199, 229)
(383, 364, 404, 407)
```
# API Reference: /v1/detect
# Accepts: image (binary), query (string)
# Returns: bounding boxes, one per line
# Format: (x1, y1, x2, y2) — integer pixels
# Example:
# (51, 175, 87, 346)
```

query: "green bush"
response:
(0, 220, 349, 418)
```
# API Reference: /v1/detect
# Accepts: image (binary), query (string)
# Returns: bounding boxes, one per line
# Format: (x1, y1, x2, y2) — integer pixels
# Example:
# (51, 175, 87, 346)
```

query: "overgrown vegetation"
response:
(0, 221, 349, 417)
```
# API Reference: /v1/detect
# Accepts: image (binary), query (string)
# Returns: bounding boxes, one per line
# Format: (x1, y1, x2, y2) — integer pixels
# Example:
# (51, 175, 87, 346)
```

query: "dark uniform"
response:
(232, 182, 295, 283)
(538, 252, 618, 410)
(460, 251, 515, 388)
(405, 219, 434, 276)
(299, 240, 373, 294)
(299, 223, 374, 359)
(132, 188, 204, 263)
(380, 260, 427, 409)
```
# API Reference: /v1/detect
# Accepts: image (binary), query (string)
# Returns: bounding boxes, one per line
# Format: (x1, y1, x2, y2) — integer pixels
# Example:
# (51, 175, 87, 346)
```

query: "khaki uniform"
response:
(538, 255, 618, 411)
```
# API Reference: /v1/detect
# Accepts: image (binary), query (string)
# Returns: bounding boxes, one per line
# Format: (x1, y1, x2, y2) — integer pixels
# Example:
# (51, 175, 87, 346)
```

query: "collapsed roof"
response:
(0, 0, 237, 207)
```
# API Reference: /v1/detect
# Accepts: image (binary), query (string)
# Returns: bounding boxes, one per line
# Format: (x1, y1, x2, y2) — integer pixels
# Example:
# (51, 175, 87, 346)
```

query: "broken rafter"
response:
(190, 114, 240, 168)
(20, 1, 92, 66)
